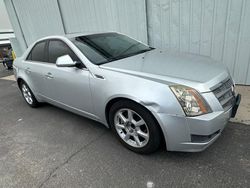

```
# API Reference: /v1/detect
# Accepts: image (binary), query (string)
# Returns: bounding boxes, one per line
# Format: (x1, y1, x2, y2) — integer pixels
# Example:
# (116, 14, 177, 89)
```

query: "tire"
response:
(109, 100, 161, 154)
(20, 81, 40, 108)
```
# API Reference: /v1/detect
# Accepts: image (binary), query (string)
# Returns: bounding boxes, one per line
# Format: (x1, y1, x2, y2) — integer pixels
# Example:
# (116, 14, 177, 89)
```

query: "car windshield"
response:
(71, 33, 153, 65)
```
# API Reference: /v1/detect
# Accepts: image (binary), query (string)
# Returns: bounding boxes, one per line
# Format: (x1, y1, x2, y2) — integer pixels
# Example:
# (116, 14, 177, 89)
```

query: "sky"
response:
(0, 0, 12, 31)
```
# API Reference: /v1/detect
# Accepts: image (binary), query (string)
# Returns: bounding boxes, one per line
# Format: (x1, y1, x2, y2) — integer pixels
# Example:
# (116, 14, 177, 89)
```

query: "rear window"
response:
(27, 41, 46, 62)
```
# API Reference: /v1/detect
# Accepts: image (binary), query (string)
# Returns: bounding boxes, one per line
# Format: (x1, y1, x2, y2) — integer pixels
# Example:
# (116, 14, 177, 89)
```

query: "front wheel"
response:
(20, 81, 39, 107)
(109, 100, 161, 154)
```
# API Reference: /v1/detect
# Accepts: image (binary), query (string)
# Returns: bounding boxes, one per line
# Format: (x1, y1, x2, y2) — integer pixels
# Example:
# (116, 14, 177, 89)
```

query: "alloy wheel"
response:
(114, 108, 149, 148)
(21, 84, 33, 105)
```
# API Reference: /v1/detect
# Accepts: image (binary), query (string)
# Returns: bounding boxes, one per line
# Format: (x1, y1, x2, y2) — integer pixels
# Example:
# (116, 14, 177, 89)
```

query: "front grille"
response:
(212, 78, 235, 111)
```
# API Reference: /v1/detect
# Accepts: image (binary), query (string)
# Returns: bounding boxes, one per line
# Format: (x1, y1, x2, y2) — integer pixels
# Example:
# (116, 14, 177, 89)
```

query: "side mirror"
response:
(56, 55, 75, 67)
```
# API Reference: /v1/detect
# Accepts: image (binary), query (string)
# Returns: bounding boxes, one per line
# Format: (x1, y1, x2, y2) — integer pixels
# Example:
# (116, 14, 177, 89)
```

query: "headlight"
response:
(170, 85, 212, 116)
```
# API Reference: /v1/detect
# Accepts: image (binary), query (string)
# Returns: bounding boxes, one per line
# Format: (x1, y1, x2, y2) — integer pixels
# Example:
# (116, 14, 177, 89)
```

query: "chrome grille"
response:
(212, 79, 235, 111)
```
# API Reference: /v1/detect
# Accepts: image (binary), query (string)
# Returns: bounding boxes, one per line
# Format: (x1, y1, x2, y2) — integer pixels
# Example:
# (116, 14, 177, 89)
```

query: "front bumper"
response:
(157, 94, 241, 152)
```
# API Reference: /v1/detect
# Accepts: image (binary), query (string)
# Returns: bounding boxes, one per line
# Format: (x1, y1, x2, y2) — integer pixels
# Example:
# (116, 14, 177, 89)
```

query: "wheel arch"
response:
(16, 77, 42, 102)
(105, 97, 166, 147)
(17, 77, 25, 89)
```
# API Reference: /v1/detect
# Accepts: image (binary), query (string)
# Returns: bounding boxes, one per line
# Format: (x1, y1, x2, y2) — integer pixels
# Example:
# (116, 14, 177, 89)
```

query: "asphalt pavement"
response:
(0, 77, 249, 188)
(0, 64, 13, 77)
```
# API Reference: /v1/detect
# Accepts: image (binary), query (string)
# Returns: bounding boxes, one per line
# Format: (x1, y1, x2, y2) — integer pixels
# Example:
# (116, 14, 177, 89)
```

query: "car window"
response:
(71, 33, 152, 65)
(48, 40, 80, 64)
(73, 40, 107, 65)
(27, 41, 46, 62)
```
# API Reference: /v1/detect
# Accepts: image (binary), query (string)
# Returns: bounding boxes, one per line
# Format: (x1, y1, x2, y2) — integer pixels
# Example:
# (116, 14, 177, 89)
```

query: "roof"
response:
(0, 31, 14, 47)
(65, 31, 118, 39)
(0, 31, 15, 40)
(33, 31, 120, 44)
(0, 40, 11, 46)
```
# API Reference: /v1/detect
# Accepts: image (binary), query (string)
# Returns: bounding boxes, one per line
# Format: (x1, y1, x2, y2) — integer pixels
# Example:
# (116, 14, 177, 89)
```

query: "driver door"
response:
(43, 39, 94, 116)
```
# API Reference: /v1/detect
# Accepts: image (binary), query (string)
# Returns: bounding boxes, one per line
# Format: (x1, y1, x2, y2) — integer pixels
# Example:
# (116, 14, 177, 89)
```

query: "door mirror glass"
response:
(56, 55, 75, 67)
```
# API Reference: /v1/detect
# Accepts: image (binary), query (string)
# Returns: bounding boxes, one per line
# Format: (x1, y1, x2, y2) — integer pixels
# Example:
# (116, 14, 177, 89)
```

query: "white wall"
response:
(4, 0, 147, 58)
(59, 0, 147, 44)
(4, 0, 147, 46)
(4, 0, 250, 84)
(0, 0, 12, 31)
(147, 0, 250, 84)
(9, 0, 65, 45)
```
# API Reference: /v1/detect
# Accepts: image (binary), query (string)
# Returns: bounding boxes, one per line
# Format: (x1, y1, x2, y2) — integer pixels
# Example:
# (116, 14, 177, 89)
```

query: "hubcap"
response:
(22, 84, 33, 105)
(114, 108, 149, 148)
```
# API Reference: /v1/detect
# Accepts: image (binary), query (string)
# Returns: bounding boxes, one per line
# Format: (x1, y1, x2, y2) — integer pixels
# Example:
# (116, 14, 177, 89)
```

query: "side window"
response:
(27, 41, 46, 62)
(48, 40, 80, 64)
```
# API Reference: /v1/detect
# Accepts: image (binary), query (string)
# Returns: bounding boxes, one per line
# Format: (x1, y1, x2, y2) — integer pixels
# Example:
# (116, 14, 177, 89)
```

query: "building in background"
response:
(0, 0, 12, 31)
(0, 0, 14, 69)
(3, 0, 147, 59)
(3, 0, 250, 85)
(0, 0, 14, 45)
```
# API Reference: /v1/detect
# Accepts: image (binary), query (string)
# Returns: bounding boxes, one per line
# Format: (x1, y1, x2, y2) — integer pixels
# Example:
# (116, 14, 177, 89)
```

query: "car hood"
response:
(100, 49, 229, 92)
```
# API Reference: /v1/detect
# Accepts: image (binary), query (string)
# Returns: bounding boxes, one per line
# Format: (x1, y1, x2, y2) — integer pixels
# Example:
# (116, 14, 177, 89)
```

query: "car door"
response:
(24, 40, 50, 97)
(43, 39, 94, 115)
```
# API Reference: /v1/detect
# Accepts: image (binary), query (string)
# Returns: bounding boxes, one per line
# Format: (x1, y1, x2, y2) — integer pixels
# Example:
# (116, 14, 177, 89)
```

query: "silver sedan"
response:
(13, 32, 241, 153)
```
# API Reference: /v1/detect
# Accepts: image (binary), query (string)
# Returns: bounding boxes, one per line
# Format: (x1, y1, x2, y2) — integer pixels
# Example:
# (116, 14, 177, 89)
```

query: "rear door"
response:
(24, 40, 51, 97)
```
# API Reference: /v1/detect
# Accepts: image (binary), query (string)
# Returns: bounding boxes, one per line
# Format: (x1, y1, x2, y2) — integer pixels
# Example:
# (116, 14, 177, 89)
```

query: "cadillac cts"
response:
(13, 32, 241, 154)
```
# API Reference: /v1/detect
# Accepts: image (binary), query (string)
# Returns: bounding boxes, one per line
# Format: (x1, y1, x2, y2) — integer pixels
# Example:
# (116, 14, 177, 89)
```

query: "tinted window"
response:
(48, 40, 80, 63)
(71, 33, 153, 65)
(27, 41, 46, 62)
(73, 40, 107, 65)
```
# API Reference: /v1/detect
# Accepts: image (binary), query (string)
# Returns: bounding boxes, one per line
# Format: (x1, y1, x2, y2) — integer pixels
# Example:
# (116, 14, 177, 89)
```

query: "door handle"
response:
(25, 67, 31, 74)
(45, 72, 54, 79)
